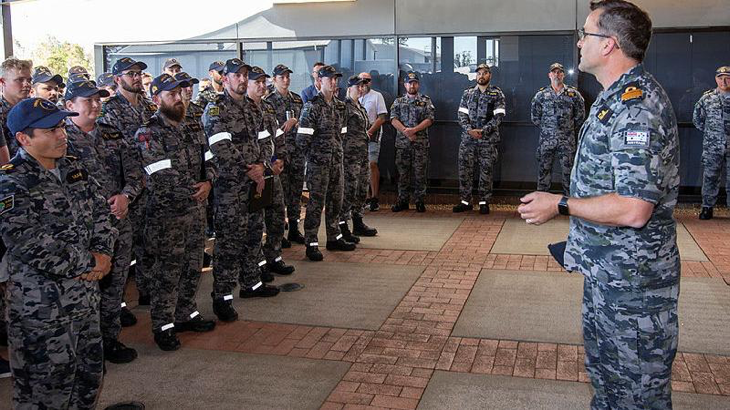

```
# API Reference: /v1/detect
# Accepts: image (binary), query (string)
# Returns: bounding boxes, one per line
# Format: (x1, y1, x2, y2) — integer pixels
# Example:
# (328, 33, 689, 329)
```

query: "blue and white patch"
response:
(624, 131, 649, 147)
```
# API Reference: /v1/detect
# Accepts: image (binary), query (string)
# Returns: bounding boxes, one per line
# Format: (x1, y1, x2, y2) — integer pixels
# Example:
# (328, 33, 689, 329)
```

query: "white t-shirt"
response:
(359, 89, 388, 138)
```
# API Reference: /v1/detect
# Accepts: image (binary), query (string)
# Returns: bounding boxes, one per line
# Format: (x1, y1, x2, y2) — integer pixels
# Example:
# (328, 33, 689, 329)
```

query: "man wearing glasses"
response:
(519, 1, 680, 408)
(301, 61, 325, 104)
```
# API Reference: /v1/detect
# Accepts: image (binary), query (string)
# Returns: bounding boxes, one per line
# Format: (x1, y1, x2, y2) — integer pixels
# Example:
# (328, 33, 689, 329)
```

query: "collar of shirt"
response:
(597, 63, 644, 104)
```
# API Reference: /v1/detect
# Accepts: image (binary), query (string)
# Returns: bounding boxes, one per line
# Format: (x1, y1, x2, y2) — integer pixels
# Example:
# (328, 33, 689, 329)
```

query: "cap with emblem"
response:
(65, 80, 110, 101)
(149, 73, 190, 96)
(716, 66, 730, 77)
(32, 66, 64, 86)
(475, 63, 491, 73)
(112, 57, 148, 75)
(209, 60, 225, 72)
(272, 64, 293, 77)
(68, 72, 92, 84)
(97, 72, 115, 87)
(248, 66, 270, 81)
(404, 71, 420, 83)
(174, 72, 199, 85)
(222, 58, 252, 75)
(163, 58, 182, 70)
(317, 65, 342, 79)
(7, 98, 78, 135)
(550, 63, 565, 72)
(68, 65, 88, 75)
(347, 75, 364, 87)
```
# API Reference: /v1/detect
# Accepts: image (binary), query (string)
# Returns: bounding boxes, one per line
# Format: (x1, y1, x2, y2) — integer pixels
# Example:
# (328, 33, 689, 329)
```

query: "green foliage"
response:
(31, 36, 93, 79)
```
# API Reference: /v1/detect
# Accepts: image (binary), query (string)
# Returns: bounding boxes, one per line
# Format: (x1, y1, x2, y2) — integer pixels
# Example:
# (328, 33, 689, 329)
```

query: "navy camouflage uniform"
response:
(65, 117, 143, 346)
(194, 85, 220, 108)
(136, 110, 214, 333)
(99, 91, 157, 299)
(264, 88, 305, 229)
(0, 149, 117, 409)
(564, 64, 680, 410)
(530, 84, 585, 194)
(692, 88, 730, 207)
(296, 94, 347, 245)
(203, 90, 272, 298)
(390, 93, 435, 205)
(457, 85, 505, 205)
(0, 95, 12, 341)
(341, 97, 371, 222)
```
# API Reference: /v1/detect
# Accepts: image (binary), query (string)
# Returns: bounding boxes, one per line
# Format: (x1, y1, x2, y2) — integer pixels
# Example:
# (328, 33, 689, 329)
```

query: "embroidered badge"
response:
(0, 195, 14, 215)
(624, 131, 649, 146)
(596, 106, 614, 125)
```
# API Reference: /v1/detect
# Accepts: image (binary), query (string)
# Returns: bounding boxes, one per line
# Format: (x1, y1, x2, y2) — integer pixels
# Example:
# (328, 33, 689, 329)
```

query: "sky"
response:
(6, 0, 274, 58)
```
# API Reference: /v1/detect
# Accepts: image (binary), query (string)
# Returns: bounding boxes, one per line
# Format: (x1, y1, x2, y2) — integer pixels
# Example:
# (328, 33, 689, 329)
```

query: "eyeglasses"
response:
(578, 28, 613, 41)
(360, 78, 372, 84)
(121, 71, 143, 78)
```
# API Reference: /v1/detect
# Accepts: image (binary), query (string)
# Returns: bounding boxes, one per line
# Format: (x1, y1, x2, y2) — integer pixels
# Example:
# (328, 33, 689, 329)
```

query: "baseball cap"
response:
(68, 65, 88, 75)
(222, 58, 252, 75)
(68, 72, 92, 84)
(149, 73, 190, 96)
(347, 75, 364, 87)
(272, 64, 293, 77)
(716, 66, 730, 77)
(32, 66, 64, 86)
(248, 66, 270, 81)
(97, 72, 115, 87)
(475, 63, 491, 73)
(209, 60, 225, 72)
(163, 58, 182, 70)
(7, 98, 78, 135)
(65, 80, 110, 101)
(112, 57, 148, 75)
(404, 71, 420, 83)
(317, 65, 342, 79)
(550, 63, 565, 72)
(174, 72, 199, 85)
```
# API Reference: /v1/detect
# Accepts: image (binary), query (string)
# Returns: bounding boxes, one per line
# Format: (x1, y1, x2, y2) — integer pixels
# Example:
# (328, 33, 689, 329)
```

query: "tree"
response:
(31, 36, 93, 79)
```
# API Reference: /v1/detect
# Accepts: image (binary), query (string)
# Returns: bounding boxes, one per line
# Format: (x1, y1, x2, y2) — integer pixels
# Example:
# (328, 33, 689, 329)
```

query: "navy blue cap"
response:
(32, 66, 63, 86)
(717, 66, 730, 77)
(272, 64, 292, 77)
(347, 75, 364, 87)
(68, 66, 88, 75)
(97, 72, 115, 87)
(7, 98, 78, 135)
(317, 65, 342, 79)
(149, 73, 190, 96)
(404, 71, 420, 83)
(174, 72, 199, 85)
(68, 72, 92, 84)
(112, 57, 148, 75)
(65, 80, 110, 101)
(209, 60, 225, 72)
(222, 58, 252, 75)
(248, 66, 270, 81)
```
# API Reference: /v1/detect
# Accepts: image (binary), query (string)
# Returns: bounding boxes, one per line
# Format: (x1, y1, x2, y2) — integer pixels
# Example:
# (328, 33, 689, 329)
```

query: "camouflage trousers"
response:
(240, 208, 265, 289)
(701, 151, 730, 207)
(212, 187, 249, 299)
(144, 207, 205, 331)
(582, 275, 679, 410)
(537, 140, 575, 195)
(304, 159, 344, 245)
(281, 149, 306, 226)
(395, 143, 429, 204)
(8, 312, 103, 409)
(341, 145, 369, 222)
(458, 140, 497, 203)
(99, 219, 133, 343)
(263, 175, 286, 264)
(130, 192, 151, 297)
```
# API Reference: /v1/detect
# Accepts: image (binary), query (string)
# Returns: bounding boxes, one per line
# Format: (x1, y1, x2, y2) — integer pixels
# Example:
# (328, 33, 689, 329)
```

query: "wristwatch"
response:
(558, 196, 570, 216)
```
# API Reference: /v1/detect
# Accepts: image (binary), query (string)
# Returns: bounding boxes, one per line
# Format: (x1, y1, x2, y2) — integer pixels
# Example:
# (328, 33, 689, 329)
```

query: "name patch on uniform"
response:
(596, 106, 613, 125)
(66, 168, 88, 184)
(624, 131, 649, 146)
(0, 195, 14, 215)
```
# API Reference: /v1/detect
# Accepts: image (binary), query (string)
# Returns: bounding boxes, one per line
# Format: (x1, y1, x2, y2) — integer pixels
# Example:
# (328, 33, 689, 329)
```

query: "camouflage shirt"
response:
(390, 93, 435, 148)
(185, 101, 217, 182)
(564, 64, 680, 292)
(202, 90, 271, 186)
(136, 112, 213, 217)
(296, 94, 347, 164)
(65, 118, 144, 205)
(0, 149, 117, 325)
(264, 88, 303, 162)
(692, 89, 730, 156)
(1, 96, 13, 153)
(194, 84, 221, 108)
(458, 85, 507, 144)
(99, 91, 158, 144)
(247, 96, 281, 162)
(344, 97, 370, 154)
(530, 84, 586, 146)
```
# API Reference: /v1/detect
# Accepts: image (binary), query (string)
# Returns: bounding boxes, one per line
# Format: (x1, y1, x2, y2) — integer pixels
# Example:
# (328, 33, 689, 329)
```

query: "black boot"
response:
(174, 315, 216, 333)
(104, 401, 146, 410)
(699, 206, 713, 220)
(391, 201, 409, 212)
(415, 202, 426, 213)
(281, 237, 291, 249)
(120, 306, 137, 327)
(259, 266, 275, 283)
(452, 201, 473, 213)
(203, 251, 213, 268)
(369, 197, 380, 211)
(103, 339, 138, 364)
(479, 203, 490, 214)
(153, 328, 180, 351)
(306, 244, 323, 261)
(239, 283, 280, 298)
(270, 259, 295, 275)
(340, 222, 361, 243)
(326, 238, 356, 251)
(212, 293, 238, 322)
(353, 216, 377, 236)
(137, 293, 150, 306)
(288, 225, 305, 244)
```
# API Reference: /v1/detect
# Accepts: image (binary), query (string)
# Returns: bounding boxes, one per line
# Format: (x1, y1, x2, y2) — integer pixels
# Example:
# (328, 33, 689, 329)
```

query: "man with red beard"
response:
(135, 74, 216, 351)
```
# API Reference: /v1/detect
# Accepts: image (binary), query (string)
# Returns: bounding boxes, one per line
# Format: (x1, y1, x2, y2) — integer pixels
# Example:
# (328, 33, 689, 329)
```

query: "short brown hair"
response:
(590, 0, 652, 62)
(1, 57, 32, 78)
